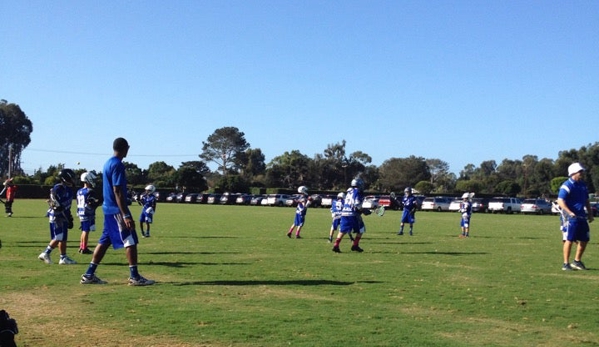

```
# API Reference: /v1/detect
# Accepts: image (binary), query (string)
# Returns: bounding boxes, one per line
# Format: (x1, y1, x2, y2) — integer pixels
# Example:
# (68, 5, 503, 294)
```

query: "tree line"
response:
(2, 101, 598, 197)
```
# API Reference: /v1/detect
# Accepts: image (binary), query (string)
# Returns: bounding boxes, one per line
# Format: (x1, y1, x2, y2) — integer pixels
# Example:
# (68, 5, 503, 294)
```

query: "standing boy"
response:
(397, 187, 417, 236)
(80, 137, 155, 286)
(138, 184, 157, 237)
(328, 192, 345, 242)
(332, 177, 369, 253)
(1, 178, 17, 217)
(287, 186, 309, 239)
(459, 193, 473, 238)
(77, 171, 99, 254)
(38, 169, 78, 265)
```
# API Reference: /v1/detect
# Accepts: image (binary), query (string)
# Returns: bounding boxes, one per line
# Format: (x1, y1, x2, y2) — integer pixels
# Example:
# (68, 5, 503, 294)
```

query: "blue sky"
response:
(2, 1, 598, 176)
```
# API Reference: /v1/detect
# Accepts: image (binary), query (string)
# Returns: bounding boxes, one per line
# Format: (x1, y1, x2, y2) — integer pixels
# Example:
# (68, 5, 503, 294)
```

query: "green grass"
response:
(1, 200, 599, 346)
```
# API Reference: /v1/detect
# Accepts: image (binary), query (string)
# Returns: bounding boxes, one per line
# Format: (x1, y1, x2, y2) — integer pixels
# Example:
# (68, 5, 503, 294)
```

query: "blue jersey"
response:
(459, 201, 472, 215)
(295, 196, 308, 217)
(341, 187, 363, 217)
(76, 187, 98, 221)
(102, 156, 128, 215)
(330, 198, 343, 220)
(558, 178, 589, 217)
(402, 195, 417, 212)
(140, 193, 156, 210)
(48, 183, 73, 222)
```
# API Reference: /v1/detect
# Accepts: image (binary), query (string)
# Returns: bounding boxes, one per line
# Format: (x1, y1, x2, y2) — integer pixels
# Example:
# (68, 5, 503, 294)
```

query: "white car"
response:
(448, 199, 462, 212)
(362, 196, 379, 209)
(421, 197, 452, 212)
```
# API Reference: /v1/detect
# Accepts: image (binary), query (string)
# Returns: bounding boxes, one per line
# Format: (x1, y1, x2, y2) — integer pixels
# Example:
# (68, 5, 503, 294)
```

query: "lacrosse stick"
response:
(373, 205, 385, 217)
(0, 198, 5, 205)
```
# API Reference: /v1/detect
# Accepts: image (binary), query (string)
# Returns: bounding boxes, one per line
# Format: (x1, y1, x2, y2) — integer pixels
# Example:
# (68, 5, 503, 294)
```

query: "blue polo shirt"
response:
(102, 156, 128, 215)
(558, 178, 589, 217)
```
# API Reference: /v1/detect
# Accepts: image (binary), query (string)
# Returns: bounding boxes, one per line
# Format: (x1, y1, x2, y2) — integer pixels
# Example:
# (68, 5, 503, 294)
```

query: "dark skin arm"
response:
(114, 185, 135, 230)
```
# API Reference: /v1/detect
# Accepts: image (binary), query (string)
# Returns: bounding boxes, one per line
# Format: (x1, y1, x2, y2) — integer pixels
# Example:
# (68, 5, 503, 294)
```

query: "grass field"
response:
(1, 200, 598, 347)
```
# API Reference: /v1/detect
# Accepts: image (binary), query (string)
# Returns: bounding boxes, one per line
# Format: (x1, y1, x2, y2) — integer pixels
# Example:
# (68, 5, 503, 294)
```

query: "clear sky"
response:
(2, 1, 598, 176)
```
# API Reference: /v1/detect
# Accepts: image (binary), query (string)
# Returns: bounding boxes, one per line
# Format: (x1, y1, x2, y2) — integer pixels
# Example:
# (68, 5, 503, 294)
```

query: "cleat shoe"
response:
(571, 260, 587, 270)
(38, 252, 52, 264)
(397, 231, 403, 235)
(79, 248, 93, 254)
(328, 236, 333, 243)
(59, 256, 77, 265)
(128, 275, 155, 286)
(562, 263, 573, 271)
(332, 246, 341, 253)
(409, 232, 413, 236)
(286, 232, 292, 238)
(295, 235, 302, 239)
(351, 245, 364, 253)
(81, 274, 107, 284)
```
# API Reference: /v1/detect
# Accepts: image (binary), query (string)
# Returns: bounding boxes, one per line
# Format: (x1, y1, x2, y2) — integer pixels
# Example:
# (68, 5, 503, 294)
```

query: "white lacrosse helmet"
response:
(145, 184, 156, 194)
(461, 192, 471, 199)
(404, 187, 412, 194)
(351, 178, 364, 191)
(337, 192, 345, 199)
(298, 186, 308, 195)
(80, 171, 97, 187)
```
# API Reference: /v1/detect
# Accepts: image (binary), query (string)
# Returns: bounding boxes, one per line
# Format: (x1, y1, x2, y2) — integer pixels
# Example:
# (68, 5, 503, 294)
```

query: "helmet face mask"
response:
(80, 171, 97, 188)
(337, 192, 345, 199)
(297, 186, 308, 195)
(350, 178, 364, 191)
(145, 185, 156, 194)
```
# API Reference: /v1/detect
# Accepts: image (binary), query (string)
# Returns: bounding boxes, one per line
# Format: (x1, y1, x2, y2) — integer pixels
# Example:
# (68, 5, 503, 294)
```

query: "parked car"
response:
(448, 199, 462, 212)
(265, 194, 290, 207)
(165, 192, 177, 203)
(309, 194, 322, 208)
(207, 194, 222, 204)
(551, 200, 561, 215)
(175, 192, 187, 203)
(184, 193, 199, 203)
(235, 194, 252, 205)
(488, 197, 522, 214)
(586, 201, 598, 217)
(362, 195, 380, 209)
(520, 198, 552, 215)
(219, 193, 239, 205)
(195, 193, 210, 204)
(471, 198, 490, 213)
(320, 194, 336, 208)
(250, 195, 266, 206)
(421, 196, 452, 212)
(153, 191, 167, 202)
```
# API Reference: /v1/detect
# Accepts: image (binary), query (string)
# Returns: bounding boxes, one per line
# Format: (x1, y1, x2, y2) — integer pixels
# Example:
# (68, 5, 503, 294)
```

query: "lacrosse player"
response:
(77, 172, 100, 254)
(459, 193, 473, 238)
(38, 169, 78, 265)
(328, 192, 345, 242)
(138, 184, 157, 237)
(397, 187, 417, 236)
(80, 137, 154, 286)
(1, 178, 17, 217)
(287, 186, 309, 239)
(332, 177, 369, 253)
(558, 163, 594, 271)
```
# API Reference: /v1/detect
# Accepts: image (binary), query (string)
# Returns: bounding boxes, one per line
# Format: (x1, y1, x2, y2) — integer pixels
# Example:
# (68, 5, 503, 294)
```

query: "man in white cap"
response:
(557, 162, 594, 271)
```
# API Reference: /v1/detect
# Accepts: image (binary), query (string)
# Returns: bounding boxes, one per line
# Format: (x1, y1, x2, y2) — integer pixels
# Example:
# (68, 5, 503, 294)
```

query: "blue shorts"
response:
(340, 215, 365, 235)
(562, 217, 590, 242)
(49, 219, 69, 241)
(98, 214, 139, 250)
(293, 214, 305, 227)
(401, 210, 415, 224)
(79, 219, 96, 232)
(331, 218, 341, 231)
(139, 211, 154, 223)
(460, 214, 471, 228)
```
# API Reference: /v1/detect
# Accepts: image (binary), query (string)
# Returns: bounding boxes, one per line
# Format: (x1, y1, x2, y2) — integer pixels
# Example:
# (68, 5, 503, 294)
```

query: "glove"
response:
(67, 215, 74, 229)
(145, 207, 154, 214)
(362, 209, 372, 216)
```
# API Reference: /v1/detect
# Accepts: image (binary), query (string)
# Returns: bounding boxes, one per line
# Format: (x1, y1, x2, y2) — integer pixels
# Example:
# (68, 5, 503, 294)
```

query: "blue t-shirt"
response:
(102, 156, 128, 215)
(402, 195, 417, 211)
(558, 178, 589, 217)
(48, 183, 73, 221)
(341, 187, 363, 217)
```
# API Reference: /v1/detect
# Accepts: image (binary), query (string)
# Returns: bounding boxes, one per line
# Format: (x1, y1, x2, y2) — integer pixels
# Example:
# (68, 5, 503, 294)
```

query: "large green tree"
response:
(0, 100, 33, 177)
(200, 127, 250, 177)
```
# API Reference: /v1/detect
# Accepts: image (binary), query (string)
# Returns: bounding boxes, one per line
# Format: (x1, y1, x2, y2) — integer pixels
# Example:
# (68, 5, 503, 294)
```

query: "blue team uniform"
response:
(139, 193, 157, 224)
(48, 183, 74, 241)
(401, 195, 417, 224)
(459, 200, 472, 228)
(100, 156, 138, 250)
(293, 196, 308, 226)
(558, 177, 590, 242)
(330, 198, 343, 231)
(340, 187, 365, 235)
(77, 187, 98, 232)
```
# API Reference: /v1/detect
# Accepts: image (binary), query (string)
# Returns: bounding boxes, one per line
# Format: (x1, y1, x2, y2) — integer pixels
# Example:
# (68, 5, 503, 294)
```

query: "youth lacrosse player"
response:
(138, 184, 157, 237)
(38, 169, 78, 265)
(332, 177, 369, 253)
(77, 171, 100, 254)
(287, 186, 309, 239)
(397, 187, 417, 236)
(328, 192, 345, 242)
(459, 192, 473, 238)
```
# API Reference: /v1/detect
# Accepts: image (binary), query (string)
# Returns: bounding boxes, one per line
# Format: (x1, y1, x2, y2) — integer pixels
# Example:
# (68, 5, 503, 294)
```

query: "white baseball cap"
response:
(568, 162, 585, 176)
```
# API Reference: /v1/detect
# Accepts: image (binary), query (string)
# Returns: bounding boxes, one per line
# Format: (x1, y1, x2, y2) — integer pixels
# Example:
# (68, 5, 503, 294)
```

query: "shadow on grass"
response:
(97, 261, 250, 267)
(145, 251, 241, 255)
(402, 251, 488, 256)
(172, 279, 381, 286)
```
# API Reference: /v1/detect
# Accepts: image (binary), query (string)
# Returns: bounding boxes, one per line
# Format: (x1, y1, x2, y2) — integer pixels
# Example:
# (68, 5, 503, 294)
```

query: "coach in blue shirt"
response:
(558, 162, 594, 271)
